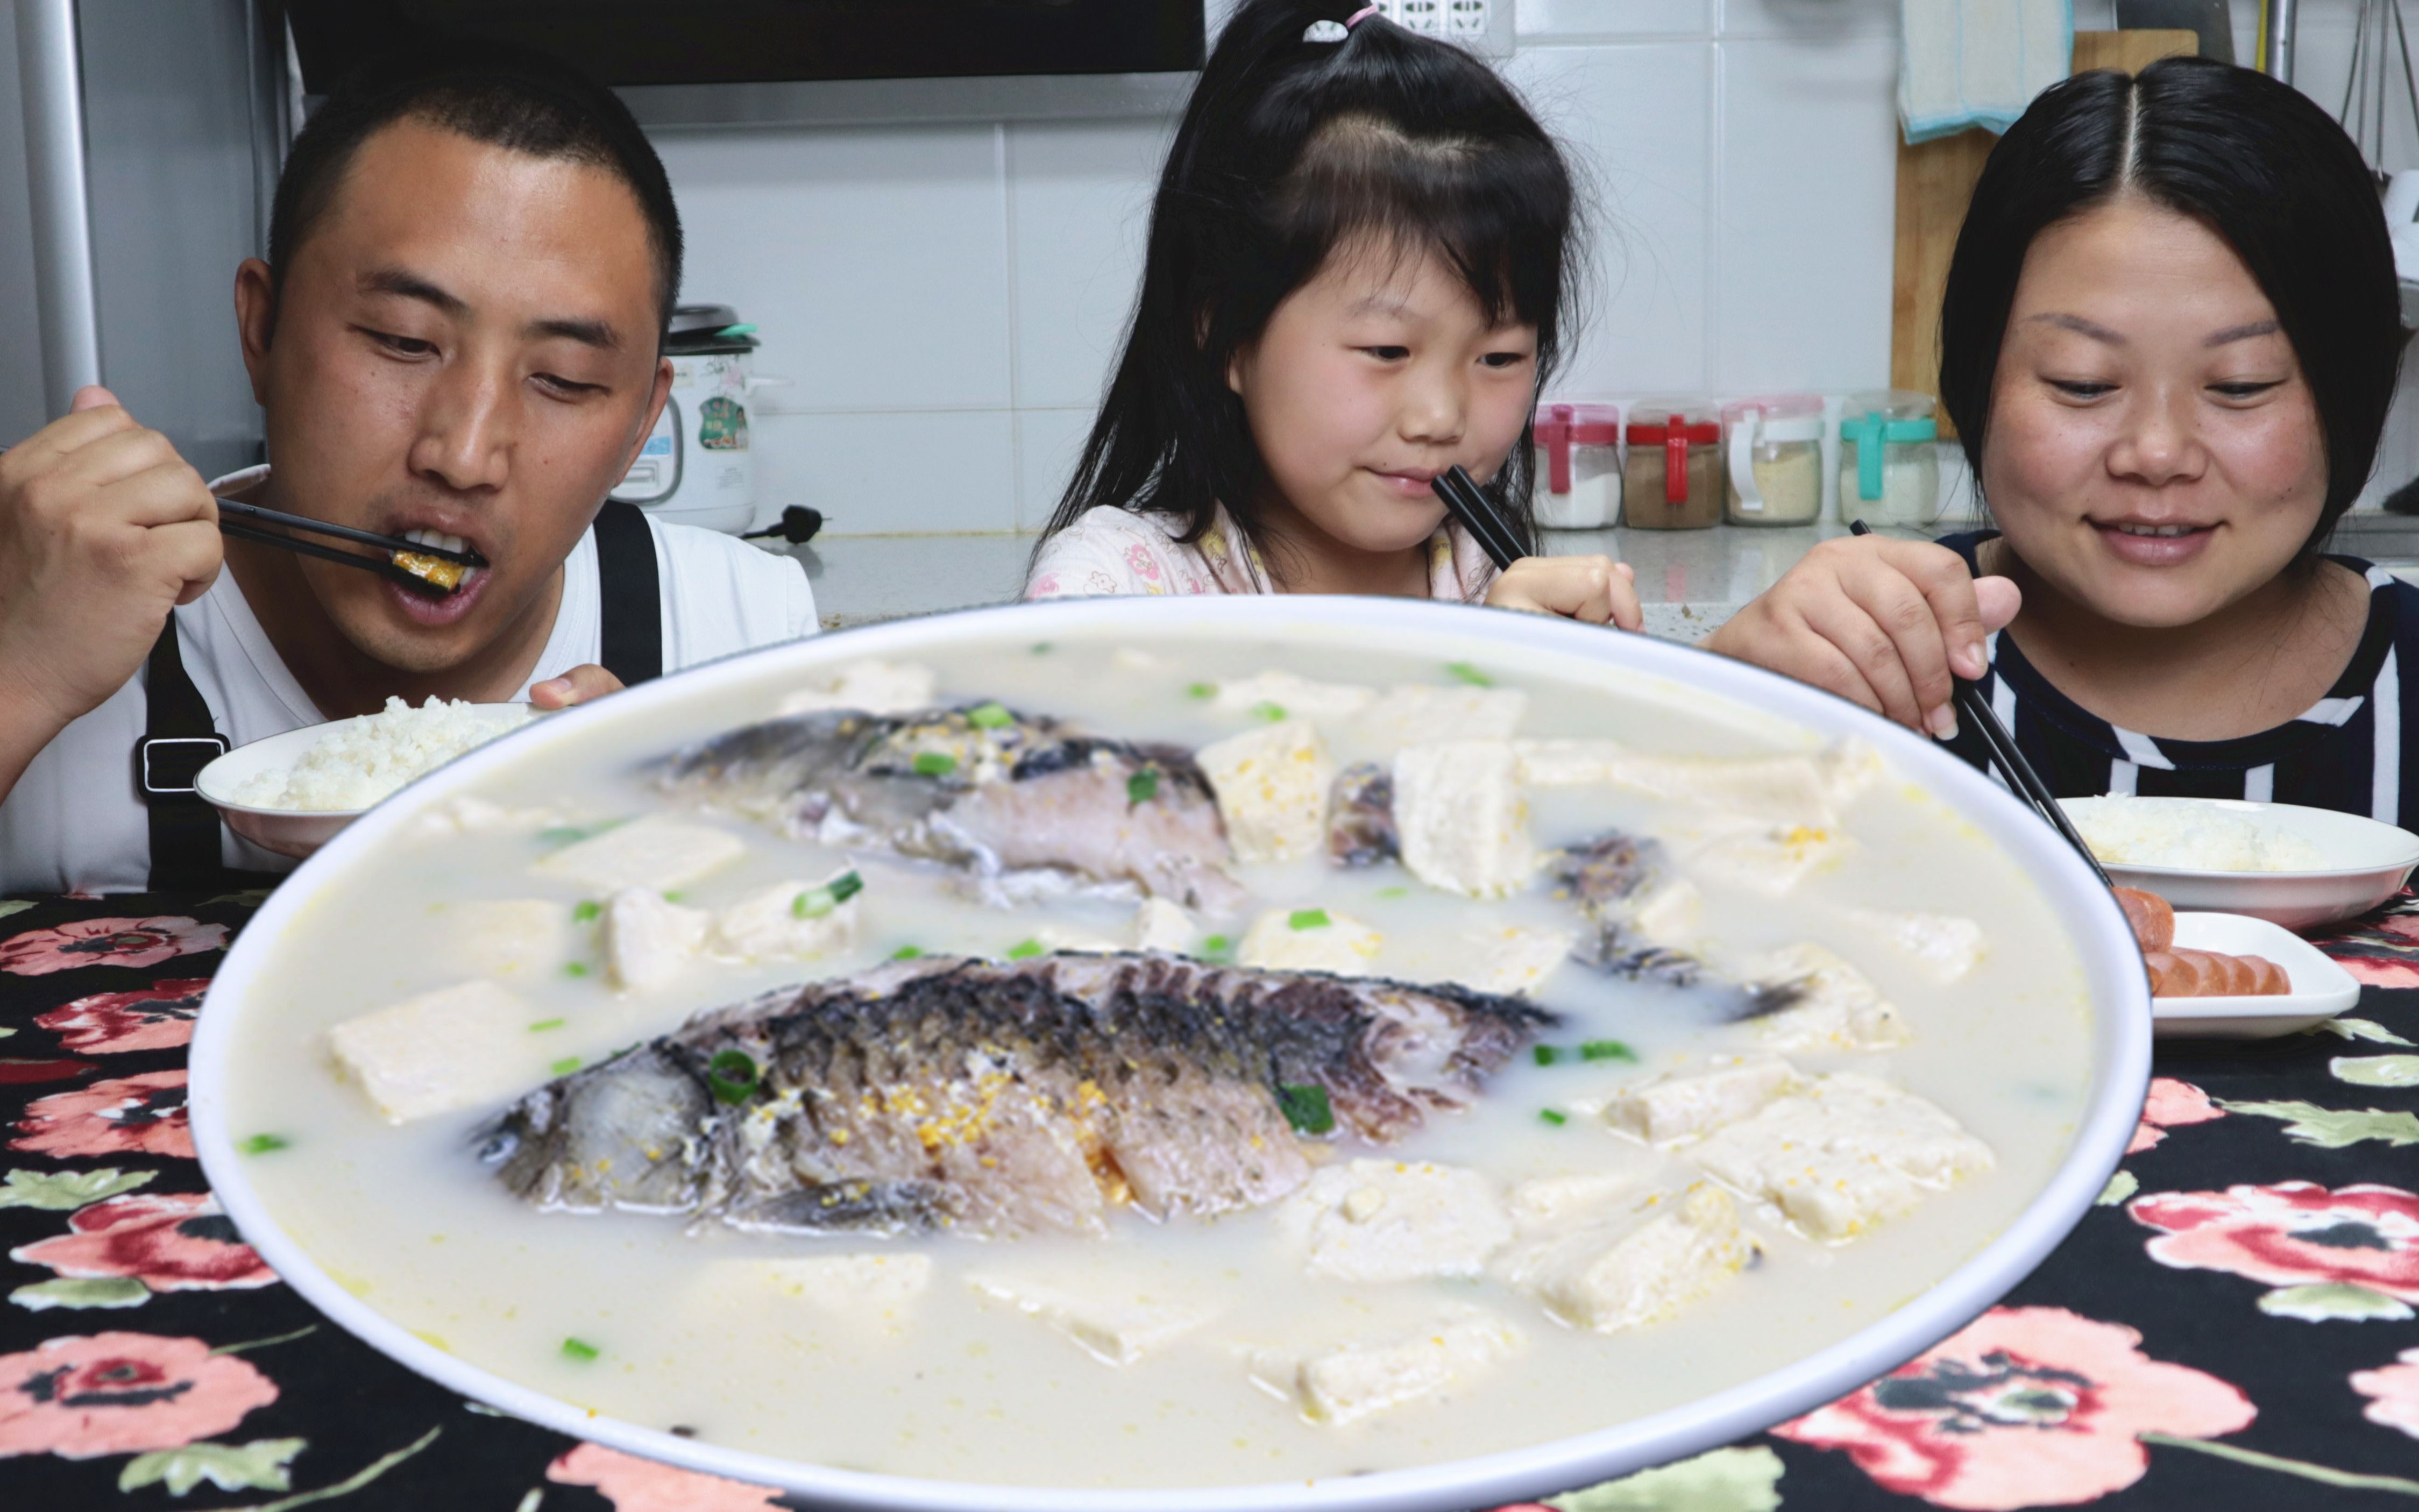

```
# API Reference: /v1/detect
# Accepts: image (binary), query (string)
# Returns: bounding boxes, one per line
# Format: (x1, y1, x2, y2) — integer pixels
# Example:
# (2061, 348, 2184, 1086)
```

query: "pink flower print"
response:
(12, 1070, 191, 1159)
(0, 1331, 276, 1459)
(37, 979, 211, 1055)
(1028, 572, 1061, 598)
(0, 918, 226, 977)
(2129, 1077, 2225, 1154)
(12, 1191, 276, 1293)
(548, 1443, 787, 1510)
(2352, 1347, 2419, 1439)
(2130, 1182, 2419, 1304)
(1124, 542, 1163, 583)
(1773, 1306, 2254, 1510)
(2340, 955, 2419, 988)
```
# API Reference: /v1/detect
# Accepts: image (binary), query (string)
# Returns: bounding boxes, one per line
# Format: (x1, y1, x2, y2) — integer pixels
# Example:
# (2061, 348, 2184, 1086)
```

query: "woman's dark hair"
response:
(1941, 56, 2402, 553)
(1038, 0, 1579, 570)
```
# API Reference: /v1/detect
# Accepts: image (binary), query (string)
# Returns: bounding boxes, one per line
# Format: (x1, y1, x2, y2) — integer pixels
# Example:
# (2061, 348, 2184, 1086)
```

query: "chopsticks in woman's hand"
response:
(215, 498, 485, 598)
(1845, 519, 2110, 884)
(1430, 466, 1531, 571)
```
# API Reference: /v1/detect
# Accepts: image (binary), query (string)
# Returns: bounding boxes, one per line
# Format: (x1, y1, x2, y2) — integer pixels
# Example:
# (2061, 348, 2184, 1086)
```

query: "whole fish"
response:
(479, 953, 1554, 1239)
(653, 706, 1245, 913)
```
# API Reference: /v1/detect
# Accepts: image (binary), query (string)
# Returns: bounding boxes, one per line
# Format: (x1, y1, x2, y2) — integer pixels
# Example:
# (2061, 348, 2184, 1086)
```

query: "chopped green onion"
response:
(792, 870, 865, 919)
(1579, 1039, 1637, 1063)
(561, 1338, 600, 1362)
(890, 945, 924, 961)
(1199, 934, 1233, 961)
(1289, 908, 1331, 931)
(661, 890, 685, 903)
(528, 1018, 566, 1033)
(1447, 662, 1495, 687)
(1250, 701, 1287, 723)
(828, 871, 866, 903)
(1030, 642, 1053, 655)
(967, 701, 1013, 729)
(1276, 1083, 1336, 1135)
(1533, 1045, 1563, 1067)
(550, 1056, 581, 1076)
(537, 818, 626, 848)
(1375, 886, 1409, 899)
(238, 1133, 289, 1156)
(707, 1048, 760, 1105)
(1007, 939, 1044, 960)
(912, 751, 957, 778)
(562, 962, 589, 979)
(571, 900, 601, 923)
(1127, 768, 1160, 804)
(1538, 1108, 1569, 1127)
(1187, 682, 1217, 700)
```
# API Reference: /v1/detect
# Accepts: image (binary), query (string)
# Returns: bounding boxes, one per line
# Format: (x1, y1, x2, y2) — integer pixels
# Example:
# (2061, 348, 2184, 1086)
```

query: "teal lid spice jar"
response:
(1838, 391, 1940, 528)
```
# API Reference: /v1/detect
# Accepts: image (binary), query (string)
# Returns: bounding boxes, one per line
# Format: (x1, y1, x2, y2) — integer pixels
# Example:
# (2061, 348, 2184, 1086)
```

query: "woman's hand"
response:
(1702, 535, 2020, 736)
(1485, 553, 1642, 630)
(529, 664, 625, 709)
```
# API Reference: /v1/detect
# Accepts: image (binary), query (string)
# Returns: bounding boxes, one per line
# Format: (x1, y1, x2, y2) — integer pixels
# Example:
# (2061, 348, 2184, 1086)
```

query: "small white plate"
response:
(194, 706, 529, 861)
(2153, 911, 2361, 1038)
(2062, 796, 2419, 932)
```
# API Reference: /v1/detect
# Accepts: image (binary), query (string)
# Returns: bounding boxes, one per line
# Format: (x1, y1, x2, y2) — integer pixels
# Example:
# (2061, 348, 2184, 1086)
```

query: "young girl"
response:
(1024, 0, 1638, 628)
(1710, 56, 2419, 825)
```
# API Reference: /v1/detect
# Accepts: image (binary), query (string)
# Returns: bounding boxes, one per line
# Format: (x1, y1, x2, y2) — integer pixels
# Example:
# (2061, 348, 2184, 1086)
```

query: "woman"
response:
(1709, 57, 2416, 822)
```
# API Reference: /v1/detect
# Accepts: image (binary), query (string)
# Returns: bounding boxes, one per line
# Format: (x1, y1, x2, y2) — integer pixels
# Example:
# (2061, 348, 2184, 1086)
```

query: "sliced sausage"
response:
(2143, 949, 2190, 998)
(2113, 886, 2174, 953)
(2243, 955, 2292, 996)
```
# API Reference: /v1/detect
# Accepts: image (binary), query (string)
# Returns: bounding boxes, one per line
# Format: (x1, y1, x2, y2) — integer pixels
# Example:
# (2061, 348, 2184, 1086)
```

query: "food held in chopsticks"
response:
(2110, 885, 2288, 998)
(391, 551, 466, 591)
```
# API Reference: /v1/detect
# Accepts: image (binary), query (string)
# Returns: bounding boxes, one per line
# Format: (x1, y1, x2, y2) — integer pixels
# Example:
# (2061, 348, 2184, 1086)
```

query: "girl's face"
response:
(1228, 239, 1538, 556)
(1984, 196, 2328, 627)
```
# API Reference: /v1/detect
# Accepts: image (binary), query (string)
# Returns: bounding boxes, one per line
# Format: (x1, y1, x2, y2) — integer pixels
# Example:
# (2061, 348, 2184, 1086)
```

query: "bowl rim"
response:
(190, 595, 2153, 1512)
(2058, 795, 2419, 881)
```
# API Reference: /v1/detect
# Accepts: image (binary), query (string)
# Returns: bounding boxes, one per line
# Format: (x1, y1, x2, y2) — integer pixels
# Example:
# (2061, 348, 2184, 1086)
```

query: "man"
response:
(0, 49, 814, 895)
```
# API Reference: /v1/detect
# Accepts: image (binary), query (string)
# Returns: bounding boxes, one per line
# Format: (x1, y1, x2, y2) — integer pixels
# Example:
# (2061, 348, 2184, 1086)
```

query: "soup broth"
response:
(222, 628, 2095, 1489)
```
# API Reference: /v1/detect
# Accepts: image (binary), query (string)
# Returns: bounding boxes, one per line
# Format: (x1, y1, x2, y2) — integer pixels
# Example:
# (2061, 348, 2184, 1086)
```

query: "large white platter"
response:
(190, 595, 2152, 1512)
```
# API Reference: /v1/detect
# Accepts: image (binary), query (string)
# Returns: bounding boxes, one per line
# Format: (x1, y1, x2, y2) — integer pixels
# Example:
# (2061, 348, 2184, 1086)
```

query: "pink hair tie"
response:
(1345, 5, 1381, 25)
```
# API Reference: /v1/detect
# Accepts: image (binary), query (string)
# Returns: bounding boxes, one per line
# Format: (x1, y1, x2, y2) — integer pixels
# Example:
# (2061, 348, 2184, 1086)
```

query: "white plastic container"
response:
(610, 305, 785, 535)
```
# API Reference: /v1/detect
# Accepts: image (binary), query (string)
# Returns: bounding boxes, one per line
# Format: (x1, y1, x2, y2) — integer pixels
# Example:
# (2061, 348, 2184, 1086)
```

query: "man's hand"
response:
(0, 388, 220, 787)
(1482, 553, 1643, 630)
(528, 664, 625, 709)
(1702, 535, 2021, 737)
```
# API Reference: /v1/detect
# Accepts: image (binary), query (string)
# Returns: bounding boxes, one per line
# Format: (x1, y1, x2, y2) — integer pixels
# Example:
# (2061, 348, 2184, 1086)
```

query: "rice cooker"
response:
(609, 304, 783, 534)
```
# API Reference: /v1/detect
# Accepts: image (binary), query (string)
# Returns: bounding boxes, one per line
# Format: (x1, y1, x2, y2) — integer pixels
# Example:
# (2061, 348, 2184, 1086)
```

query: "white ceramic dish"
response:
(194, 706, 528, 860)
(189, 597, 2153, 1512)
(2152, 911, 2363, 1039)
(2061, 796, 2419, 932)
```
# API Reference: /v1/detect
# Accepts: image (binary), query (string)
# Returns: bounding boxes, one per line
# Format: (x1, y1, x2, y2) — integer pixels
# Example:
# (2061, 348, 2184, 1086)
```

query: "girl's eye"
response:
(2046, 379, 2115, 399)
(1479, 351, 1530, 370)
(1360, 346, 1410, 362)
(2209, 380, 2284, 401)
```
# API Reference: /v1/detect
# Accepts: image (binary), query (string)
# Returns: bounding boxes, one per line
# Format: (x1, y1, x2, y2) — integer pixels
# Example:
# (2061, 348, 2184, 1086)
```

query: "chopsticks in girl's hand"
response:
(215, 497, 485, 599)
(1846, 519, 2111, 885)
(1430, 466, 1531, 571)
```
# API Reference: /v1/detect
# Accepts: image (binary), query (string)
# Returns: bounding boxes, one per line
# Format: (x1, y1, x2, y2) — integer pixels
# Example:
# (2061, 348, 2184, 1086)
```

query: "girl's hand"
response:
(1485, 554, 1642, 630)
(1702, 536, 2021, 737)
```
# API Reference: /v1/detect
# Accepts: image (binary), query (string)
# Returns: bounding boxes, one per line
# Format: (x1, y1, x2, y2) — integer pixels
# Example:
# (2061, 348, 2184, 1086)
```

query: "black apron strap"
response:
(138, 614, 233, 892)
(592, 499, 664, 687)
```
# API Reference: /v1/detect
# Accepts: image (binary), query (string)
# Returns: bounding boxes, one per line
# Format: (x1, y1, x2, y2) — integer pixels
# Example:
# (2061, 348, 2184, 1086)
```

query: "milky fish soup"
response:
(221, 631, 2095, 1489)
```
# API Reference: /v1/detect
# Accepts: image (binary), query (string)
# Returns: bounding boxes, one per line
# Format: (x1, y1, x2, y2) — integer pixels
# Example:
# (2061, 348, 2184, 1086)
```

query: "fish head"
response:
(479, 1045, 712, 1213)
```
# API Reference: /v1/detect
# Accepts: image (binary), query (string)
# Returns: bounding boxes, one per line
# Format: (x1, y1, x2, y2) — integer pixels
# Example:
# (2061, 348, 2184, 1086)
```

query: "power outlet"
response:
(1369, 0, 1513, 56)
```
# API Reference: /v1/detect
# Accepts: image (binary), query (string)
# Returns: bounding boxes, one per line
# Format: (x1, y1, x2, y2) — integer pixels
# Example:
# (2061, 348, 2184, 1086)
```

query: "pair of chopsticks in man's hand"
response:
(216, 498, 483, 598)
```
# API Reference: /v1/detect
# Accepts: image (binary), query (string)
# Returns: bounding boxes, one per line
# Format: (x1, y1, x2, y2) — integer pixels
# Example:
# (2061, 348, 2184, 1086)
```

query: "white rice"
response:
(234, 698, 533, 812)
(2073, 795, 2325, 873)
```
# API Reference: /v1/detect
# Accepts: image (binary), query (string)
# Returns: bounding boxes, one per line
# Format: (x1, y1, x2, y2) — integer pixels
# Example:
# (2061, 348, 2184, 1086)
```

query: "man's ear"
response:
(233, 259, 277, 408)
(617, 356, 675, 476)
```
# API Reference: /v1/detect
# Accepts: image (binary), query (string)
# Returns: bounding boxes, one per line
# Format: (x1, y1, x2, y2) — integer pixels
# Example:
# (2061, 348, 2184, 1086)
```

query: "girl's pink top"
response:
(1023, 505, 1498, 603)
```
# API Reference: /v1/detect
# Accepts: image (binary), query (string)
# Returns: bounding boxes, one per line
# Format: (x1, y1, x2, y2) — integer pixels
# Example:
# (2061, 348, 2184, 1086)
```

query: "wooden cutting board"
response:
(1890, 30, 2198, 436)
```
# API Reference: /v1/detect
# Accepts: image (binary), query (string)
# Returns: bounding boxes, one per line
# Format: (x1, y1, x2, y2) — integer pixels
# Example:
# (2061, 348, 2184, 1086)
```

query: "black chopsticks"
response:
(1430, 465, 1531, 571)
(215, 497, 485, 598)
(1846, 520, 2110, 884)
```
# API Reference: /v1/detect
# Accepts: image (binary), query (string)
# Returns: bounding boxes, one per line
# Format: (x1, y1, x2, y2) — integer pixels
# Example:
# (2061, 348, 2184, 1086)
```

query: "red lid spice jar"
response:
(1621, 401, 1722, 530)
(1531, 401, 1622, 529)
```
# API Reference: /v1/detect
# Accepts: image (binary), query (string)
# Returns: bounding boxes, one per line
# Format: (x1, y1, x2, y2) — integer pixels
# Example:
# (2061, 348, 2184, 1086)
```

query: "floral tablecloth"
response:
(4, 891, 2418, 1512)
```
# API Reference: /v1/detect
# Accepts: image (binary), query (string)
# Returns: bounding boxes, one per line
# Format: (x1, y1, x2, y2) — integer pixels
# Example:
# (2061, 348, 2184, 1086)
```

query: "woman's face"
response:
(1984, 196, 2328, 627)
(1229, 238, 1538, 557)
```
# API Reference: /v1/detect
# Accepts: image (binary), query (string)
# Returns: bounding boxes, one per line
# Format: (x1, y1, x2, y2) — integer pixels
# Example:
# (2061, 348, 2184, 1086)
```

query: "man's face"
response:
(240, 119, 669, 673)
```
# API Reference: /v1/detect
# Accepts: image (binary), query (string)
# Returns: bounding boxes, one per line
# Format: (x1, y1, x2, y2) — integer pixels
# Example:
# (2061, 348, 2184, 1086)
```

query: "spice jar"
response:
(1838, 391, 1941, 528)
(1622, 401, 1722, 529)
(1531, 402, 1622, 529)
(1722, 396, 1824, 527)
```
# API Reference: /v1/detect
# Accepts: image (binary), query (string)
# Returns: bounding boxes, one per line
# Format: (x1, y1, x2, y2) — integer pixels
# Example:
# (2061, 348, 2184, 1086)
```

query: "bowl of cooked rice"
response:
(2061, 795, 2419, 931)
(196, 698, 536, 858)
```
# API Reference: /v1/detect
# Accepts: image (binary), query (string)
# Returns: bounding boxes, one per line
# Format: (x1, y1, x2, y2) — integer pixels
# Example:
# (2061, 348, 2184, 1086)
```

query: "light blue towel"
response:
(1901, 0, 2076, 143)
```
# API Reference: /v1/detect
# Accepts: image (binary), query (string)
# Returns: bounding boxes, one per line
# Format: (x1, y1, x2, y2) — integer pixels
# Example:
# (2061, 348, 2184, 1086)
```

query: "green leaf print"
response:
(2215, 1098, 2419, 1148)
(0, 900, 33, 920)
(0, 1167, 155, 1210)
(2097, 1170, 2141, 1206)
(11, 1276, 149, 1310)
(2332, 1055, 2419, 1088)
(120, 1438, 306, 1495)
(2304, 1016, 2415, 1047)
(2257, 1283, 2416, 1322)
(1550, 1446, 1784, 1512)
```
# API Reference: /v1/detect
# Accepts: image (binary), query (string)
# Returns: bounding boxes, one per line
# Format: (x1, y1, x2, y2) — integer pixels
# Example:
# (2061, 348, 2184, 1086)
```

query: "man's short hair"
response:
(267, 46, 683, 336)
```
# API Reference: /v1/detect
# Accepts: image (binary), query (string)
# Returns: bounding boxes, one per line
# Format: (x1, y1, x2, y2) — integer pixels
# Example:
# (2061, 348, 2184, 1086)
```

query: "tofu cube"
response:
(1424, 925, 1574, 998)
(601, 886, 710, 992)
(1198, 720, 1335, 864)
(709, 876, 860, 963)
(1507, 1170, 1638, 1231)
(1746, 943, 1913, 1053)
(1251, 1307, 1523, 1426)
(1394, 741, 1538, 898)
(1033, 926, 1119, 954)
(1626, 879, 1705, 949)
(775, 659, 938, 716)
(1604, 1055, 1803, 1146)
(1212, 671, 1377, 722)
(967, 1272, 1218, 1366)
(1841, 907, 1989, 984)
(1497, 1186, 1751, 1333)
(533, 815, 745, 893)
(448, 898, 572, 978)
(1131, 897, 1197, 953)
(1238, 907, 1383, 974)
(1683, 823, 1851, 897)
(1361, 685, 1529, 746)
(1601, 753, 1842, 827)
(1514, 739, 1629, 787)
(1818, 738, 1887, 808)
(1280, 1160, 1514, 1281)
(327, 980, 534, 1124)
(1687, 1073, 1996, 1241)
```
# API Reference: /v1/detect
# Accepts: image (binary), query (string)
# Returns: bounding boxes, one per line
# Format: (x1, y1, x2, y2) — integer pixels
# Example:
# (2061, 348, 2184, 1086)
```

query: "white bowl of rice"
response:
(196, 698, 536, 859)
(2062, 794, 2419, 931)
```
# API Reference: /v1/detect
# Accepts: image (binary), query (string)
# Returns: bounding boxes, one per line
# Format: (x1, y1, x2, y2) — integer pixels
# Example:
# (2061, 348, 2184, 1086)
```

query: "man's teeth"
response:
(400, 528, 469, 555)
(2112, 523, 2197, 537)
